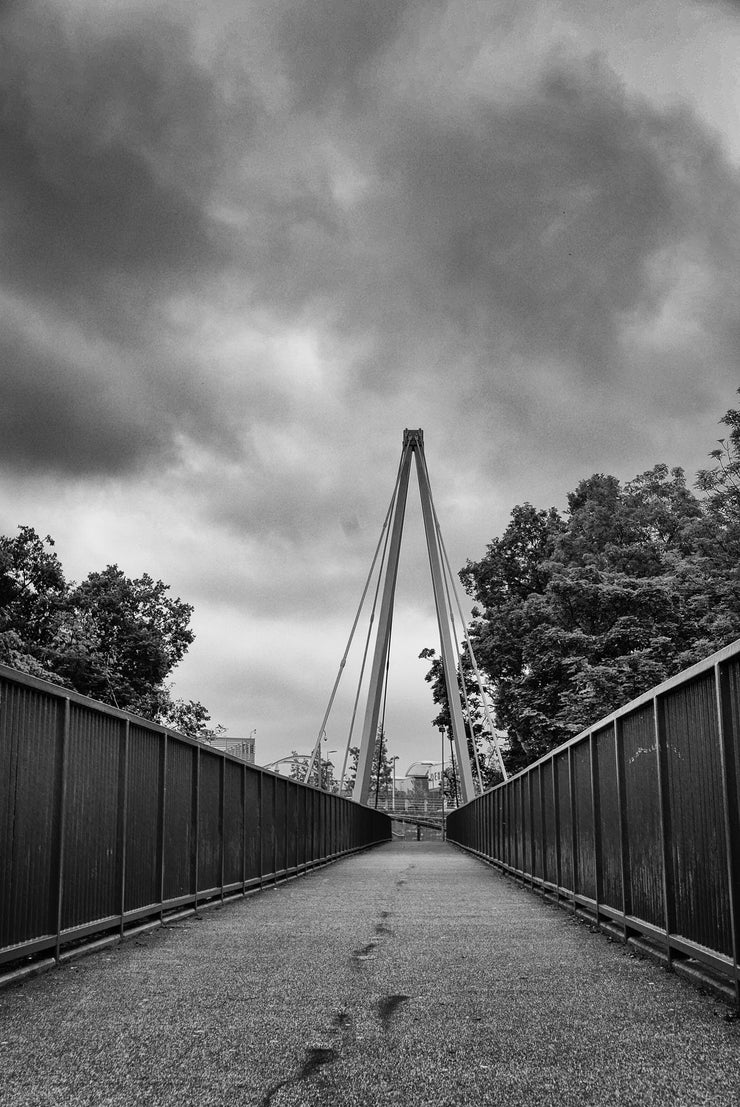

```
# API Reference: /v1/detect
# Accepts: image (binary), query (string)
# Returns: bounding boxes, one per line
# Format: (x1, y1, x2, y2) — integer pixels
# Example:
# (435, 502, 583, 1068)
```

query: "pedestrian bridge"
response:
(3, 640, 740, 1102)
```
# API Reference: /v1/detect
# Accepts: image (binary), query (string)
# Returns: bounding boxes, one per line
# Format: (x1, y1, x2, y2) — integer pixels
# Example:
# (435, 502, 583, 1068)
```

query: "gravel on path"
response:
(1, 841, 739, 1107)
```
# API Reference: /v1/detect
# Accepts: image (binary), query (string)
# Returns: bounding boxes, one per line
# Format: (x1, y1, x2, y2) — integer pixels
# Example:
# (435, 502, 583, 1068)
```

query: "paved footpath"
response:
(2, 841, 740, 1107)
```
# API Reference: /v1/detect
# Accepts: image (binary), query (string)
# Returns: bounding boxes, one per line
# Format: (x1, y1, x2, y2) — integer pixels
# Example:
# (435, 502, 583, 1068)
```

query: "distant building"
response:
(210, 736, 256, 764)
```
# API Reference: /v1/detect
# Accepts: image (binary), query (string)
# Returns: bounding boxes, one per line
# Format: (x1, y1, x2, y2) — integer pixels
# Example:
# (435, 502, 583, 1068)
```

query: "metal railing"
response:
(446, 639, 740, 1002)
(0, 664, 391, 977)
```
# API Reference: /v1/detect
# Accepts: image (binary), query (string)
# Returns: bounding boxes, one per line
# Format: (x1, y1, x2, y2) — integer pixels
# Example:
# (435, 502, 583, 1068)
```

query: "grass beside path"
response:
(1, 841, 739, 1106)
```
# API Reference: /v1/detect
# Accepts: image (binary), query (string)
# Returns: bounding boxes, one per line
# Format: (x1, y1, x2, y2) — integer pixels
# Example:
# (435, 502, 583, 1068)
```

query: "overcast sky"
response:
(2, 0, 740, 775)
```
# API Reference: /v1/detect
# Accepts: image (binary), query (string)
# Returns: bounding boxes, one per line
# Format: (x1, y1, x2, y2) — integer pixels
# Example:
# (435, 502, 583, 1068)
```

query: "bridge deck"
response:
(1, 842, 739, 1106)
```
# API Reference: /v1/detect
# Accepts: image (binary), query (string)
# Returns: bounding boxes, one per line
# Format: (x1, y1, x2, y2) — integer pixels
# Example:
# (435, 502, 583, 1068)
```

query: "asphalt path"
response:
(2, 841, 740, 1106)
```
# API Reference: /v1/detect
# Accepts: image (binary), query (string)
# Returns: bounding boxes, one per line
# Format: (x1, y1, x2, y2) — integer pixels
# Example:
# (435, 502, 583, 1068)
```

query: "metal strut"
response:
(352, 429, 476, 806)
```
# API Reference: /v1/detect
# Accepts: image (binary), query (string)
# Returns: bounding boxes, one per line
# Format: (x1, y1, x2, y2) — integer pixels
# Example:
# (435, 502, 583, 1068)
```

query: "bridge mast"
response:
(352, 429, 475, 806)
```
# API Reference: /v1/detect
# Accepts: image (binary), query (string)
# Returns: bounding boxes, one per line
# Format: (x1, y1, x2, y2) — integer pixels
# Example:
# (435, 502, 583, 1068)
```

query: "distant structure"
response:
(210, 736, 256, 764)
(404, 761, 438, 791)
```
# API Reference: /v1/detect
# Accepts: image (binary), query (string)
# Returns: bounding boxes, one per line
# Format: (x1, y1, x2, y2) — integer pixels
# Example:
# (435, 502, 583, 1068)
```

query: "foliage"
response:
(342, 729, 394, 802)
(0, 526, 218, 737)
(457, 457, 740, 772)
(696, 388, 740, 522)
(291, 750, 337, 790)
(417, 647, 503, 791)
(421, 393, 740, 774)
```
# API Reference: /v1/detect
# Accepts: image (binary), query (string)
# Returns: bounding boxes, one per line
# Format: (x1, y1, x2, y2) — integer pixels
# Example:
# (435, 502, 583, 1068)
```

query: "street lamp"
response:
(439, 727, 445, 815)
(322, 733, 337, 791)
(390, 756, 399, 813)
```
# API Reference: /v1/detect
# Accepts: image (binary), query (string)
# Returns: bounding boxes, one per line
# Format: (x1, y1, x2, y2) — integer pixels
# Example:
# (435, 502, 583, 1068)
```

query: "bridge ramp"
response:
(1, 842, 739, 1106)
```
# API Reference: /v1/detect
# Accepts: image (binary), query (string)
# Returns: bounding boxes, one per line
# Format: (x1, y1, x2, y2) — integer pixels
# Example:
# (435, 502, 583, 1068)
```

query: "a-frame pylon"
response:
(352, 429, 476, 806)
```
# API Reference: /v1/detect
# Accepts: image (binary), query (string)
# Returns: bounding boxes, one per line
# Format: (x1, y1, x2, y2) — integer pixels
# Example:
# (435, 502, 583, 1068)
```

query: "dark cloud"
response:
(0, 323, 168, 475)
(1, 0, 739, 512)
(277, 0, 417, 108)
(0, 7, 236, 312)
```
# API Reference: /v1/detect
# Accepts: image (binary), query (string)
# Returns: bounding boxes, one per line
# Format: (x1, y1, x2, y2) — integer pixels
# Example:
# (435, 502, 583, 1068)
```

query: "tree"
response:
(696, 388, 740, 522)
(0, 526, 68, 681)
(417, 647, 503, 791)
(57, 566, 195, 717)
(291, 750, 337, 790)
(457, 460, 740, 772)
(342, 729, 394, 804)
(0, 526, 218, 737)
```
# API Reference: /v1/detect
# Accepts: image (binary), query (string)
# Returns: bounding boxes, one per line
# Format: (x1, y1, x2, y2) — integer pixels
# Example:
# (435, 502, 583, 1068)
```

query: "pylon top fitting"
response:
(403, 428, 424, 449)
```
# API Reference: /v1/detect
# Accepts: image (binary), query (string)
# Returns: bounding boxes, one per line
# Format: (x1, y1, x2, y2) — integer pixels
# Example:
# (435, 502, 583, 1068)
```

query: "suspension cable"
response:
(415, 445, 483, 791)
(339, 496, 394, 792)
(435, 511, 484, 794)
(374, 601, 394, 808)
(431, 496, 509, 782)
(305, 458, 404, 787)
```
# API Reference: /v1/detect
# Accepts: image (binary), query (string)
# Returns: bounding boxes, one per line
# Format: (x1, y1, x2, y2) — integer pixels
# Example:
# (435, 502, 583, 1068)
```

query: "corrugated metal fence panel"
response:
(531, 765, 544, 882)
(261, 773, 277, 878)
(62, 705, 123, 931)
(125, 725, 162, 912)
(197, 750, 222, 893)
(542, 763, 557, 885)
(621, 704, 664, 928)
(521, 772, 533, 878)
(223, 760, 244, 887)
(555, 752, 573, 890)
(573, 739, 595, 901)
(274, 777, 288, 874)
(594, 724, 622, 914)
(243, 769, 261, 882)
(0, 680, 62, 949)
(661, 675, 732, 956)
(163, 738, 195, 901)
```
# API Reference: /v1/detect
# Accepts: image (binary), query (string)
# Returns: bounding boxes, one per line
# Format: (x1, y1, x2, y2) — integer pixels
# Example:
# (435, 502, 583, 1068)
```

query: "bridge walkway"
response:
(1, 841, 739, 1107)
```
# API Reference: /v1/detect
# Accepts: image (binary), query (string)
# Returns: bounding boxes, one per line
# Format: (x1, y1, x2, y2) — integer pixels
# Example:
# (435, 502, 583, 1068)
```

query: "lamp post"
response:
(439, 727, 445, 815)
(322, 734, 337, 791)
(390, 756, 399, 812)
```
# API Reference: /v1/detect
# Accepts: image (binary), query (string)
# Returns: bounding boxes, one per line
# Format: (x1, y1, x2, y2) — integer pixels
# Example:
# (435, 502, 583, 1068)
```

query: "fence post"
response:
(54, 698, 71, 962)
(589, 732, 603, 921)
(716, 661, 740, 1005)
(119, 719, 130, 937)
(653, 695, 675, 967)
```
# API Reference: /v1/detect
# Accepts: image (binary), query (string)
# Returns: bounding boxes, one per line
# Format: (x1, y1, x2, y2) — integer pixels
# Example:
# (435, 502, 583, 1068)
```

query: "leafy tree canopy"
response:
(342, 729, 395, 803)
(424, 392, 740, 775)
(0, 526, 219, 738)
